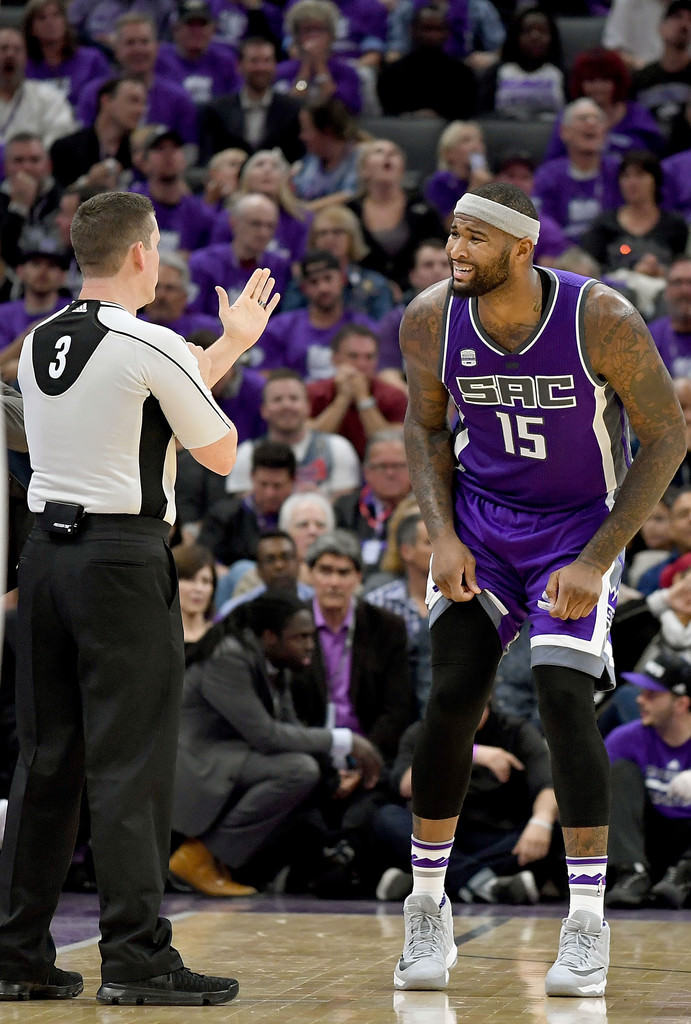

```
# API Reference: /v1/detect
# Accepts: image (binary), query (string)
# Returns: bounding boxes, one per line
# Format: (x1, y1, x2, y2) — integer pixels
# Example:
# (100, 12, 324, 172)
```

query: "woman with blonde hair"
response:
(202, 147, 247, 213)
(209, 148, 311, 264)
(281, 203, 394, 319)
(423, 120, 493, 228)
(347, 137, 446, 295)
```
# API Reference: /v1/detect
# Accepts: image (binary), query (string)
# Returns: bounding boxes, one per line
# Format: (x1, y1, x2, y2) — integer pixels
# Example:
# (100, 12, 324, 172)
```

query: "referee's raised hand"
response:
(215, 267, 281, 356)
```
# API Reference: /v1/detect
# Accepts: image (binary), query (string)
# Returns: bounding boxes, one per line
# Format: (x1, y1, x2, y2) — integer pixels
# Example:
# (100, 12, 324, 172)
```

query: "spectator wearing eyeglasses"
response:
(649, 257, 691, 379)
(332, 429, 412, 578)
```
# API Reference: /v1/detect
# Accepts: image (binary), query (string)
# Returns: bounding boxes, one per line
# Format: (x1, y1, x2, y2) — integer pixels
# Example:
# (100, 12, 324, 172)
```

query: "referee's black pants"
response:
(0, 516, 185, 984)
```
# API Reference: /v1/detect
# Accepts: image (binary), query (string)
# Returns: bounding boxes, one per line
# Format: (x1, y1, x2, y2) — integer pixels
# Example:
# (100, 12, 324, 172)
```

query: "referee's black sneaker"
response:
(96, 966, 239, 1005)
(0, 966, 83, 1000)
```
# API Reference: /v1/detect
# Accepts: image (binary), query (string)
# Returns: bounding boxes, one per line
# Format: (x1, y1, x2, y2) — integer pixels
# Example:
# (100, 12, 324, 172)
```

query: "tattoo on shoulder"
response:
(584, 282, 683, 442)
(400, 283, 447, 365)
(585, 285, 657, 382)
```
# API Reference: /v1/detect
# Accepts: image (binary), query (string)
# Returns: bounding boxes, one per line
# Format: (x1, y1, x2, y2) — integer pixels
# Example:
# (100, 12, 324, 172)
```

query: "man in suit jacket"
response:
(198, 37, 305, 165)
(50, 77, 147, 190)
(291, 529, 416, 765)
(170, 590, 382, 892)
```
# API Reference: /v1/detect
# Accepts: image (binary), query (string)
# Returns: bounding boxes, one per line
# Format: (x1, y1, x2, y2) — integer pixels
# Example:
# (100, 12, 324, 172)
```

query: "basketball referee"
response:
(0, 192, 279, 1006)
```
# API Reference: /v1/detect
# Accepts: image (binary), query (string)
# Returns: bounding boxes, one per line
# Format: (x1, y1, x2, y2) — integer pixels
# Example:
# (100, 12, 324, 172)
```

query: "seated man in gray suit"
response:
(170, 590, 381, 894)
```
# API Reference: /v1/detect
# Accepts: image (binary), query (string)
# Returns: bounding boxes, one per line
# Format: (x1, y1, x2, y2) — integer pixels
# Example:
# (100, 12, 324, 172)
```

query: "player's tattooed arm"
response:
(581, 283, 686, 573)
(400, 283, 457, 541)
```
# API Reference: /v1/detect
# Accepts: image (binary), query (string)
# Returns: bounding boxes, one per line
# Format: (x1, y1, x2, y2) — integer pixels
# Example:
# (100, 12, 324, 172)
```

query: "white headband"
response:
(454, 194, 540, 245)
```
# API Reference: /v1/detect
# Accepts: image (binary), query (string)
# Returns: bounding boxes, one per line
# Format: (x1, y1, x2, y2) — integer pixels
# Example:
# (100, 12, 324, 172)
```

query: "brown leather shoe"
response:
(169, 839, 257, 898)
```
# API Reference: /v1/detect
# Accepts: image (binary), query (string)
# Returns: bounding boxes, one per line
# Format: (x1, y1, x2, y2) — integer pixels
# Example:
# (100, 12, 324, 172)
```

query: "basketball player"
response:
(0, 192, 279, 1005)
(394, 182, 686, 997)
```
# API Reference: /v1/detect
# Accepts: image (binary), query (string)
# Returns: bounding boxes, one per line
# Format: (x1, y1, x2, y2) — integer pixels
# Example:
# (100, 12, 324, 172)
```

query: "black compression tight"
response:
(533, 664, 610, 828)
(411, 599, 503, 821)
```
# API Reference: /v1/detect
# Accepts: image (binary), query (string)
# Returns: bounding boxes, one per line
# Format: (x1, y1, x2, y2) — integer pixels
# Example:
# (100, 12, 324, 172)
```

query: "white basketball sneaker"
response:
(394, 893, 457, 991)
(545, 909, 610, 997)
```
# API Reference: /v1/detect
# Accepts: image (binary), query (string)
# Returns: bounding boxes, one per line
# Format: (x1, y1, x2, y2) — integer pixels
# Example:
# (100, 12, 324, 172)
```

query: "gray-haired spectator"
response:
(188, 192, 291, 316)
(305, 526, 363, 573)
(294, 527, 415, 764)
(67, 0, 175, 52)
(532, 98, 622, 244)
(275, 0, 363, 115)
(279, 490, 335, 586)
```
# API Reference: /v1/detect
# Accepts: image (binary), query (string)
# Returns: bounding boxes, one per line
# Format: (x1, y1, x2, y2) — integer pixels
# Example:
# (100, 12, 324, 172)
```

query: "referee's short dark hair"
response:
(70, 191, 156, 278)
(250, 439, 297, 477)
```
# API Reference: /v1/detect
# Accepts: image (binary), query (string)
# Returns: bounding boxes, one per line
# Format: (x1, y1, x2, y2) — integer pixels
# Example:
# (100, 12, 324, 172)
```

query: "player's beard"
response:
(451, 242, 512, 297)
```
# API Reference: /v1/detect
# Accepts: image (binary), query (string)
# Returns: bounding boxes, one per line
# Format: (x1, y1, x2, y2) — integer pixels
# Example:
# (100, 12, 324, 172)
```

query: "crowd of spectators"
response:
(0, 0, 690, 909)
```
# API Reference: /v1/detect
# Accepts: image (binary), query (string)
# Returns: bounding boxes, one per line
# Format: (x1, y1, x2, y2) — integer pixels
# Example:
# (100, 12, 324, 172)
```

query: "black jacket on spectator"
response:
(197, 494, 265, 567)
(0, 182, 62, 270)
(346, 193, 447, 292)
(198, 90, 305, 165)
(378, 48, 477, 120)
(50, 127, 133, 189)
(291, 600, 415, 764)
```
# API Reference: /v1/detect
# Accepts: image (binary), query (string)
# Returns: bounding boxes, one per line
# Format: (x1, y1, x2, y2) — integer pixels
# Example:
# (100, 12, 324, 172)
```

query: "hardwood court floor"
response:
(8, 896, 691, 1023)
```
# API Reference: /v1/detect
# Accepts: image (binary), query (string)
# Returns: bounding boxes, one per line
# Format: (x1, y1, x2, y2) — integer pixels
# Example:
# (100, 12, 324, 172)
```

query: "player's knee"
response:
(427, 664, 491, 722)
(534, 665, 595, 723)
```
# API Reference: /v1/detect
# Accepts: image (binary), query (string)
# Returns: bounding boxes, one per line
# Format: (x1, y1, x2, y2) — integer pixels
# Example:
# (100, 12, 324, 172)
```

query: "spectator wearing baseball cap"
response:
(0, 243, 70, 380)
(249, 249, 378, 380)
(605, 649, 691, 910)
(155, 1, 240, 106)
(128, 125, 215, 255)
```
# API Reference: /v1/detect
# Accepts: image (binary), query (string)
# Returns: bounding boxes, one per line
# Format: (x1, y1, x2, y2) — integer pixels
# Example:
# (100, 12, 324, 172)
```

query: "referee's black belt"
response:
(35, 504, 169, 540)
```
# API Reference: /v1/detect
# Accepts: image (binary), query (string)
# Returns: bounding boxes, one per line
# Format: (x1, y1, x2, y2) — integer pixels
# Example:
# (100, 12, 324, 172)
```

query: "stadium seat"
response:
(475, 115, 555, 170)
(357, 115, 447, 189)
(556, 16, 607, 73)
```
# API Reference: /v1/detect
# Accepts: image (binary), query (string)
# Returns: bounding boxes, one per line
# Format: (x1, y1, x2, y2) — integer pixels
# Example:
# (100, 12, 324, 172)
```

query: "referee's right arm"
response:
(184, 269, 281, 476)
(188, 423, 239, 477)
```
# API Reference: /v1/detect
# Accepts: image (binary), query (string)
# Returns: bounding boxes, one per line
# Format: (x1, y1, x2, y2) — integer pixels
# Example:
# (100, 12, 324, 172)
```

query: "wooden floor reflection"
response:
(6, 903, 691, 1023)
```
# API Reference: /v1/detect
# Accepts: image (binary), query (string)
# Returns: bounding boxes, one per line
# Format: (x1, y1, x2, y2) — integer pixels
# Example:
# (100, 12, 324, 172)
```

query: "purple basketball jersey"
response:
(429, 267, 630, 683)
(441, 267, 632, 516)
